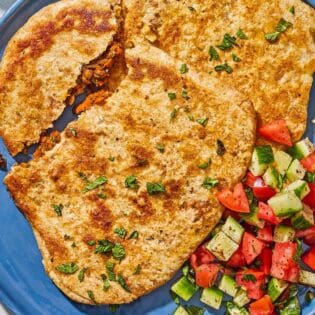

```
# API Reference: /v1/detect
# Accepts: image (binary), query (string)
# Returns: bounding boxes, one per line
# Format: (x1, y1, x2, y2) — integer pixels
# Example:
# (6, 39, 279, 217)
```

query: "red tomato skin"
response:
(249, 295, 274, 315)
(304, 234, 315, 246)
(246, 172, 258, 187)
(295, 226, 315, 238)
(258, 247, 272, 275)
(302, 246, 315, 271)
(270, 242, 299, 282)
(242, 232, 265, 264)
(301, 152, 315, 172)
(195, 263, 219, 288)
(190, 244, 215, 270)
(258, 119, 293, 147)
(303, 183, 315, 209)
(257, 225, 273, 243)
(236, 269, 266, 300)
(245, 173, 276, 201)
(226, 247, 247, 268)
(258, 202, 282, 225)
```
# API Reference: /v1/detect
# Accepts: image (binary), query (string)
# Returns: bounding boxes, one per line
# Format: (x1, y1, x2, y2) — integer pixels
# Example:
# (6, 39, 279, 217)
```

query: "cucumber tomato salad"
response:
(171, 120, 315, 315)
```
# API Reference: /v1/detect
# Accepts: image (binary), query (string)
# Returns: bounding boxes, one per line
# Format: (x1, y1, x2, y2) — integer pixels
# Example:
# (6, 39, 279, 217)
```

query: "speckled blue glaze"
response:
(0, 1, 314, 314)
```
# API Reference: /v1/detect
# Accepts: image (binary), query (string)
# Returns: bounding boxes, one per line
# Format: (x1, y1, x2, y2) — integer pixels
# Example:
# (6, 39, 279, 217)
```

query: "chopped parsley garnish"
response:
(289, 6, 295, 15)
(133, 264, 142, 275)
(106, 261, 116, 281)
(78, 172, 88, 182)
(125, 175, 139, 189)
(187, 115, 195, 121)
(97, 193, 107, 199)
(196, 117, 209, 127)
(87, 290, 97, 304)
(242, 274, 257, 282)
(188, 6, 196, 12)
(215, 63, 233, 74)
(109, 305, 120, 313)
(305, 172, 315, 183)
(293, 238, 303, 262)
(209, 46, 219, 61)
(216, 139, 226, 156)
(265, 31, 281, 42)
(112, 243, 126, 261)
(186, 305, 205, 315)
(202, 177, 219, 190)
(87, 240, 96, 246)
(217, 33, 239, 50)
(128, 230, 139, 239)
(114, 227, 127, 239)
(156, 144, 165, 153)
(83, 176, 108, 192)
(232, 53, 241, 62)
(180, 63, 189, 74)
(78, 268, 88, 282)
(71, 242, 76, 248)
(56, 262, 79, 274)
(265, 18, 292, 42)
(182, 89, 189, 99)
(108, 156, 115, 162)
(236, 28, 248, 40)
(70, 128, 77, 137)
(64, 234, 72, 241)
(94, 239, 114, 254)
(52, 204, 63, 217)
(101, 274, 110, 291)
(118, 275, 131, 292)
(168, 92, 177, 101)
(198, 159, 211, 169)
(146, 182, 165, 195)
(170, 108, 178, 121)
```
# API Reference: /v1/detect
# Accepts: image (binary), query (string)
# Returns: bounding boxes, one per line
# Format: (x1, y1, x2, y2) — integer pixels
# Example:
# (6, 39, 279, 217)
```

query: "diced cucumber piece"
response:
(285, 180, 310, 199)
(268, 192, 303, 217)
(291, 205, 314, 230)
(286, 159, 306, 182)
(263, 167, 282, 189)
(218, 275, 238, 297)
(173, 306, 189, 315)
(299, 270, 315, 287)
(273, 225, 295, 242)
(200, 287, 223, 310)
(226, 302, 249, 315)
(288, 138, 314, 160)
(268, 278, 288, 302)
(210, 223, 223, 238)
(233, 288, 250, 307)
(206, 231, 238, 261)
(274, 151, 293, 176)
(280, 297, 300, 315)
(221, 216, 244, 244)
(249, 146, 274, 176)
(171, 277, 199, 301)
(240, 206, 265, 228)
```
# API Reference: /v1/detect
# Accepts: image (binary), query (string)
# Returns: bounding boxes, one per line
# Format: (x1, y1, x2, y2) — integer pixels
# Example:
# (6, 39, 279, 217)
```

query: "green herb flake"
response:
(180, 63, 189, 74)
(109, 305, 120, 313)
(146, 182, 165, 195)
(106, 261, 116, 281)
(168, 92, 177, 101)
(128, 230, 139, 239)
(275, 18, 293, 33)
(187, 115, 195, 121)
(118, 275, 131, 293)
(182, 265, 189, 277)
(305, 172, 315, 183)
(112, 243, 126, 261)
(242, 274, 257, 282)
(156, 144, 165, 153)
(293, 238, 302, 262)
(202, 177, 219, 190)
(196, 117, 209, 127)
(97, 193, 107, 199)
(265, 31, 281, 42)
(182, 89, 189, 99)
(209, 46, 219, 61)
(236, 28, 248, 39)
(289, 6, 295, 15)
(217, 33, 239, 51)
(64, 234, 72, 241)
(94, 239, 114, 254)
(216, 139, 226, 156)
(125, 175, 139, 189)
(70, 128, 77, 137)
(87, 240, 96, 246)
(188, 6, 196, 12)
(232, 53, 241, 62)
(87, 290, 97, 304)
(114, 227, 127, 239)
(78, 172, 89, 182)
(101, 274, 110, 291)
(170, 108, 178, 121)
(56, 262, 79, 274)
(83, 176, 108, 193)
(133, 264, 142, 275)
(198, 159, 211, 169)
(214, 63, 233, 74)
(78, 267, 88, 282)
(108, 156, 115, 162)
(52, 204, 63, 217)
(71, 242, 76, 248)
(186, 305, 205, 315)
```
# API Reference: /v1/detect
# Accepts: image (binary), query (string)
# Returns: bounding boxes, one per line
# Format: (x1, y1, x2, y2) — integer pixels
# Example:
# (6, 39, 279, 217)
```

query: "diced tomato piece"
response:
(257, 225, 273, 243)
(257, 248, 272, 275)
(249, 295, 274, 315)
(258, 119, 293, 147)
(301, 152, 315, 173)
(270, 242, 299, 282)
(217, 183, 250, 213)
(242, 232, 265, 264)
(246, 172, 258, 188)
(304, 234, 315, 246)
(222, 210, 241, 221)
(303, 183, 315, 209)
(226, 247, 247, 268)
(245, 173, 276, 201)
(195, 263, 219, 288)
(236, 269, 266, 300)
(190, 244, 215, 270)
(295, 225, 315, 238)
(258, 202, 282, 225)
(302, 246, 315, 271)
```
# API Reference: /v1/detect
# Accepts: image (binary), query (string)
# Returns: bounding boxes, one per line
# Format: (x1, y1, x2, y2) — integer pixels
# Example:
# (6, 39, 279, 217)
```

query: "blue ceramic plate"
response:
(0, 1, 315, 315)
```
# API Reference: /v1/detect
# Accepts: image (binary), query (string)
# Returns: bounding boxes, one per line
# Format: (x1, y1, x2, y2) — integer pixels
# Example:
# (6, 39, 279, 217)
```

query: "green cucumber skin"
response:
(268, 192, 303, 217)
(267, 278, 288, 302)
(256, 146, 274, 164)
(279, 297, 301, 315)
(218, 275, 238, 297)
(291, 205, 314, 230)
(171, 277, 199, 301)
(201, 287, 223, 310)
